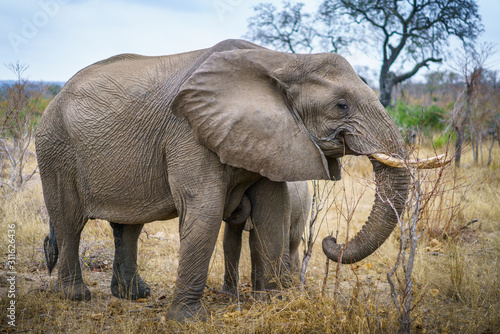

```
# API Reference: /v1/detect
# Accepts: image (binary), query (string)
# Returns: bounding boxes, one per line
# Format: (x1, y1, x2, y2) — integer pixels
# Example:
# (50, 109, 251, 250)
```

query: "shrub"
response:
(0, 62, 51, 190)
(432, 132, 455, 149)
(388, 101, 445, 131)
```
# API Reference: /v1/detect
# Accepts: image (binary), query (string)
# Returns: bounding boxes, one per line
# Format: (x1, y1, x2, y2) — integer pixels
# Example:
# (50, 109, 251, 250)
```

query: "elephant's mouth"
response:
(316, 130, 358, 157)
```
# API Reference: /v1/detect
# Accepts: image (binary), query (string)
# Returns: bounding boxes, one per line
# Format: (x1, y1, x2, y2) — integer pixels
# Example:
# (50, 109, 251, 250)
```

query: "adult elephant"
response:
(36, 39, 439, 321)
(222, 180, 311, 298)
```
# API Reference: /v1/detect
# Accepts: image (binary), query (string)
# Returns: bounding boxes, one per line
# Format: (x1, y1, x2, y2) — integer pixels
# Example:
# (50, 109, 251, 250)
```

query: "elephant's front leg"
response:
(222, 221, 245, 297)
(167, 209, 223, 321)
(110, 222, 150, 300)
(167, 185, 225, 321)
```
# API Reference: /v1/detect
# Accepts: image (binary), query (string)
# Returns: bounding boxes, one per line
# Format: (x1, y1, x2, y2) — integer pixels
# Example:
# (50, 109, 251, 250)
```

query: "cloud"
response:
(2, 0, 497, 81)
(1, 0, 242, 80)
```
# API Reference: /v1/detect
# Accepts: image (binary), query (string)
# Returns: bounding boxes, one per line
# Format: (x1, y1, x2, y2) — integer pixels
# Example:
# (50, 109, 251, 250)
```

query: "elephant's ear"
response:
(171, 49, 331, 182)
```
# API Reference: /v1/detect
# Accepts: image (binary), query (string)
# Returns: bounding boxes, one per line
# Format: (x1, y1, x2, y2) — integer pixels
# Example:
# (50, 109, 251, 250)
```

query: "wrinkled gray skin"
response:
(36, 39, 410, 321)
(222, 180, 311, 297)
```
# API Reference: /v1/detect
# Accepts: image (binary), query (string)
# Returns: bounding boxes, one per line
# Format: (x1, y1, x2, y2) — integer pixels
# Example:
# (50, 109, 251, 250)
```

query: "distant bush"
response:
(432, 132, 455, 149)
(0, 62, 53, 189)
(46, 83, 62, 97)
(388, 101, 445, 131)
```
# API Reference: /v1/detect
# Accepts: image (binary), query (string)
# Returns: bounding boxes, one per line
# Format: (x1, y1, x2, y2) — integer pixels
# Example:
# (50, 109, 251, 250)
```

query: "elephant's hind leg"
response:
(45, 185, 90, 301)
(37, 133, 90, 300)
(51, 224, 90, 301)
(110, 223, 150, 300)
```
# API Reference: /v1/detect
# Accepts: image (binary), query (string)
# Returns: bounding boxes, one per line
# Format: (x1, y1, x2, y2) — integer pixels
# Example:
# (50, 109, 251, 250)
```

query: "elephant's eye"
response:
(337, 103, 348, 113)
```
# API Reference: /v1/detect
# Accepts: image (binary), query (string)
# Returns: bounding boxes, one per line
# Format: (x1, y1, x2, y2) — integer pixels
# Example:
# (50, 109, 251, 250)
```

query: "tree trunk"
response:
(455, 129, 463, 168)
(488, 136, 495, 166)
(379, 80, 393, 108)
(472, 131, 478, 165)
(455, 92, 473, 168)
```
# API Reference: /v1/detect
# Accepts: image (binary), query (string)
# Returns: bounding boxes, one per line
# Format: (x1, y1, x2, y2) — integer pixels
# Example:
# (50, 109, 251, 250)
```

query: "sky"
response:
(1, 0, 499, 85)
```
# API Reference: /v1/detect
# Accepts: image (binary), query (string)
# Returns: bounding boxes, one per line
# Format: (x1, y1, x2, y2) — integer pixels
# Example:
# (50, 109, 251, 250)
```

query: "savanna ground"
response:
(0, 141, 499, 333)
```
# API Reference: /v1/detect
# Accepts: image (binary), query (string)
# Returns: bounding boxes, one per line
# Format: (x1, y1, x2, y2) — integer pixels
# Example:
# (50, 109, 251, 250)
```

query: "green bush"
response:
(388, 101, 445, 131)
(432, 132, 455, 149)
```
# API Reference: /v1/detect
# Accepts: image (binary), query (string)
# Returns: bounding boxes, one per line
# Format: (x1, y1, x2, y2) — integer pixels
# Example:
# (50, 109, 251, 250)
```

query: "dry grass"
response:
(1, 142, 499, 333)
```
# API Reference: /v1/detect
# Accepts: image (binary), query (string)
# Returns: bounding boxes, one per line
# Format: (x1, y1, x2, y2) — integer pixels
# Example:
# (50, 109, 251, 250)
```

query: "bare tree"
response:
(487, 117, 500, 167)
(300, 180, 336, 289)
(319, 0, 483, 107)
(448, 43, 496, 167)
(245, 1, 352, 54)
(1, 62, 44, 190)
(483, 69, 500, 166)
(387, 150, 450, 333)
(247, 1, 483, 107)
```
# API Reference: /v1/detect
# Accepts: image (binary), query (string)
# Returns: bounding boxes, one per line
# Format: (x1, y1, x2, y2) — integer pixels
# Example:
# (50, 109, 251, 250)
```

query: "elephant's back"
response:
(43, 39, 264, 135)
(35, 52, 206, 223)
(35, 40, 267, 223)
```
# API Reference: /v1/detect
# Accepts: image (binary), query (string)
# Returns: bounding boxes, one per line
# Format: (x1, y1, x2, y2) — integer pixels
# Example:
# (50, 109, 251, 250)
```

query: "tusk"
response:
(371, 153, 452, 169)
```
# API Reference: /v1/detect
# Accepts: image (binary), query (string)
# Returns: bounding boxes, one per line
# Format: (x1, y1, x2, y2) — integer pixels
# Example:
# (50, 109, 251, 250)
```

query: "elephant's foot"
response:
(252, 278, 286, 301)
(221, 282, 239, 300)
(166, 302, 210, 322)
(52, 280, 91, 301)
(111, 273, 150, 300)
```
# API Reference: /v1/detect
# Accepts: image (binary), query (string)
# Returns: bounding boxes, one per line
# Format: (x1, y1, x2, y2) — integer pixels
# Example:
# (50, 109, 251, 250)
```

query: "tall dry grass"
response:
(0, 142, 499, 333)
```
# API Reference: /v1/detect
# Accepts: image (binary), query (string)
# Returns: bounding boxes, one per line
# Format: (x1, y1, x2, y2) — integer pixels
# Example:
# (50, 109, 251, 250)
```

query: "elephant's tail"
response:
(44, 221, 59, 275)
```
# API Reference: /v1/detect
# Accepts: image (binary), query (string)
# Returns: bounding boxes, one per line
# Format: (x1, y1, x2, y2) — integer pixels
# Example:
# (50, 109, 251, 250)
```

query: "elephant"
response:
(36, 39, 441, 321)
(222, 180, 311, 298)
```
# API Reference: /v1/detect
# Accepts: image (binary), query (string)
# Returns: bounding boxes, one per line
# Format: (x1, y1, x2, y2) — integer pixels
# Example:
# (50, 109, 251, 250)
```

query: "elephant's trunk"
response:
(322, 157, 410, 263)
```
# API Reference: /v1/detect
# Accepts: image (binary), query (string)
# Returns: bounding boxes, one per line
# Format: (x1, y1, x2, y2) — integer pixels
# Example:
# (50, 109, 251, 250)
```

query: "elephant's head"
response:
(172, 47, 435, 263)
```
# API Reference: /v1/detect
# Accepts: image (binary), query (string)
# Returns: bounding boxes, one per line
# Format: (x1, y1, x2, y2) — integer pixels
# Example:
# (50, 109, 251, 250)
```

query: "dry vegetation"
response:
(0, 141, 498, 333)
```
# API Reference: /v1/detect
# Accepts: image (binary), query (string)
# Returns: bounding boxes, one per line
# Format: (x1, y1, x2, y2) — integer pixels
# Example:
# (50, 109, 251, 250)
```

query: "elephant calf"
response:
(222, 180, 311, 297)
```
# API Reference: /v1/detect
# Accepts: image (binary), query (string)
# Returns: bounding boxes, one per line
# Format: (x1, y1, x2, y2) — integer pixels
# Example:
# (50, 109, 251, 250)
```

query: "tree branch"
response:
(393, 57, 443, 84)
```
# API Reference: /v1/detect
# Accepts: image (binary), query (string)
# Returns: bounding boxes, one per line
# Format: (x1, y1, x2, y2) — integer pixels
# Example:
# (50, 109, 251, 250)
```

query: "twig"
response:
(466, 248, 494, 256)
(204, 285, 251, 302)
(300, 180, 336, 289)
(36, 269, 49, 288)
(420, 252, 445, 256)
(321, 255, 330, 297)
(333, 246, 344, 299)
(274, 296, 301, 316)
(464, 219, 478, 227)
